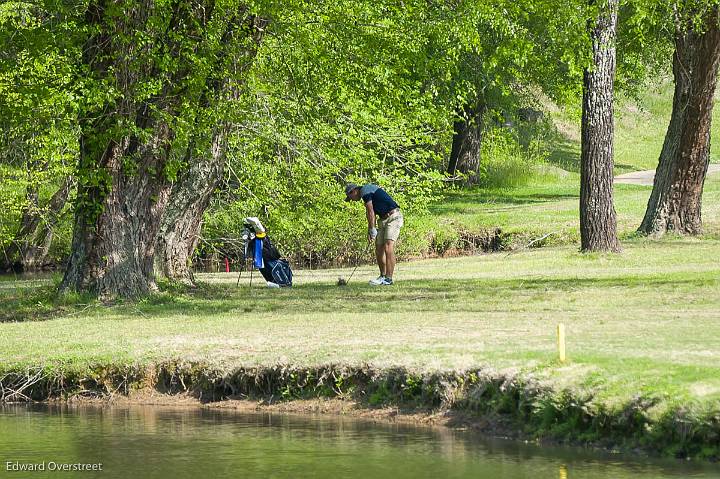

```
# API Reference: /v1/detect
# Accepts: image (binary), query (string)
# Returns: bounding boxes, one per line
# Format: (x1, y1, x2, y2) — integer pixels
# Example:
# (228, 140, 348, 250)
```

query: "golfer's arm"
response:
(364, 201, 375, 229)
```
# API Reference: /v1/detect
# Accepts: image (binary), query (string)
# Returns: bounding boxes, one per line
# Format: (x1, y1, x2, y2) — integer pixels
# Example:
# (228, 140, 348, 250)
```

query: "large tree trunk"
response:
(639, 7, 720, 236)
(59, 1, 178, 299)
(60, 127, 174, 298)
(59, 1, 258, 299)
(580, 0, 621, 253)
(154, 129, 227, 284)
(447, 101, 485, 185)
(2, 178, 73, 271)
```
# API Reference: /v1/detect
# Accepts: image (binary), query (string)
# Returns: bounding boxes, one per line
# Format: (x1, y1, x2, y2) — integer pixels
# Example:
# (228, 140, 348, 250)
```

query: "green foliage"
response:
(70, 0, 267, 223)
(615, 2, 673, 96)
(0, 0, 79, 251)
(479, 128, 550, 188)
(202, 1, 450, 263)
(196, 0, 612, 264)
(368, 381, 392, 406)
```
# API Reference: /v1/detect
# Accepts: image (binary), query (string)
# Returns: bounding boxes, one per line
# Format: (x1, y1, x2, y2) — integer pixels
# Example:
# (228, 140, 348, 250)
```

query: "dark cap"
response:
(344, 183, 360, 201)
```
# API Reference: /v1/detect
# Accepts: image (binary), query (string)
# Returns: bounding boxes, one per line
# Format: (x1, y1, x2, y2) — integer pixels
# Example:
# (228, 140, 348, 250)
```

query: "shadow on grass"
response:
(545, 138, 641, 177)
(430, 190, 579, 216)
(615, 163, 643, 173)
(96, 274, 720, 319)
(1, 268, 715, 323)
(0, 282, 83, 323)
(547, 140, 580, 173)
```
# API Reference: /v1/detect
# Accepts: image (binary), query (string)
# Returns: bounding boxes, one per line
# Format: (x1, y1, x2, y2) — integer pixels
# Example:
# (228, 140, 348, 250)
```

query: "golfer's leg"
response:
(383, 212, 402, 281)
(375, 241, 386, 276)
(384, 240, 396, 279)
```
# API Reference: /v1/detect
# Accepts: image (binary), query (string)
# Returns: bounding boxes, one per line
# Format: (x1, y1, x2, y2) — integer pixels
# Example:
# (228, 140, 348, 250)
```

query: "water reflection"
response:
(0, 404, 718, 479)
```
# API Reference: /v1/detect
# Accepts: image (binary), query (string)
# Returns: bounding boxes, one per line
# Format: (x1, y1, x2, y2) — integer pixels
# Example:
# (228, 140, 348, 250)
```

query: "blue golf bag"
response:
(242, 218, 293, 287)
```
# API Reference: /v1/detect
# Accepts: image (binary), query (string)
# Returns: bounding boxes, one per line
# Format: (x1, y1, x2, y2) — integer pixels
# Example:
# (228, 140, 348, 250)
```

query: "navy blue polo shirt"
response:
(360, 184, 399, 216)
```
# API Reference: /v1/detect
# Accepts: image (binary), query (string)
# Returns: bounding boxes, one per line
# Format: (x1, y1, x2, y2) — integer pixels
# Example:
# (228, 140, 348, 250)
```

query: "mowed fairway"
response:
(2, 237, 719, 410)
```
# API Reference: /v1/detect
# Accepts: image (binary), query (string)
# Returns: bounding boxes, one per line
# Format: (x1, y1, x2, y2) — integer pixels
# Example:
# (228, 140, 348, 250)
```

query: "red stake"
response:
(225, 257, 230, 273)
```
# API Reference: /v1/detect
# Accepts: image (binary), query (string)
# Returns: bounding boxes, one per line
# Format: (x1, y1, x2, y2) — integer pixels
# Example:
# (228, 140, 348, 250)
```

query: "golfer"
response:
(345, 183, 404, 286)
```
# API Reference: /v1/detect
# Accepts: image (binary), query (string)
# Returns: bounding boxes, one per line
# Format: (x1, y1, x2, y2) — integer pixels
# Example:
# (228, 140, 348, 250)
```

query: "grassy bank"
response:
(548, 81, 720, 175)
(2, 237, 720, 457)
(413, 173, 720, 255)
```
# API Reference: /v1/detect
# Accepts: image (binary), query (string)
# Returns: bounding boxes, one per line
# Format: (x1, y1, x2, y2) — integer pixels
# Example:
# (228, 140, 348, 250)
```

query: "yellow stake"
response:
(559, 464, 568, 479)
(557, 323, 566, 362)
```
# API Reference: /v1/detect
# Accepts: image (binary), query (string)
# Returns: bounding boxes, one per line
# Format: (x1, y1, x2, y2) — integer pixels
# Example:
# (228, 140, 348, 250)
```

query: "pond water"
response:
(0, 405, 718, 478)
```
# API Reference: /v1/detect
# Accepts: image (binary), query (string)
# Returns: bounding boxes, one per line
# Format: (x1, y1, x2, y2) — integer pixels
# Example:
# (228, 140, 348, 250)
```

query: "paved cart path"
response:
(614, 164, 720, 185)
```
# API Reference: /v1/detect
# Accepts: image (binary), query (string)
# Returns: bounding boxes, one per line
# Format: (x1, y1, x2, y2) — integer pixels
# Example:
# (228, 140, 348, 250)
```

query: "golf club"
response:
(337, 242, 371, 286)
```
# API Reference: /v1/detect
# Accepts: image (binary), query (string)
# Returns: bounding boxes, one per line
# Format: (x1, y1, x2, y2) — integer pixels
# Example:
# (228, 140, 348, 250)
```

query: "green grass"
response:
(425, 170, 720, 249)
(615, 83, 720, 171)
(2, 237, 720, 418)
(546, 81, 720, 175)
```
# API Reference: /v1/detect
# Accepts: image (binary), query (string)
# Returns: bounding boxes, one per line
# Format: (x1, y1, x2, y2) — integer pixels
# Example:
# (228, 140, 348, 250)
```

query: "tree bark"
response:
(154, 129, 227, 284)
(59, 1, 258, 299)
(2, 178, 73, 271)
(639, 7, 720, 236)
(60, 126, 174, 298)
(154, 16, 266, 284)
(447, 101, 485, 185)
(580, 0, 621, 252)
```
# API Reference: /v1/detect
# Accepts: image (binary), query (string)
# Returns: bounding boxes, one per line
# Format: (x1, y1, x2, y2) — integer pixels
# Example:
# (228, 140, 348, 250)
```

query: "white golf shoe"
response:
(369, 275, 385, 286)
